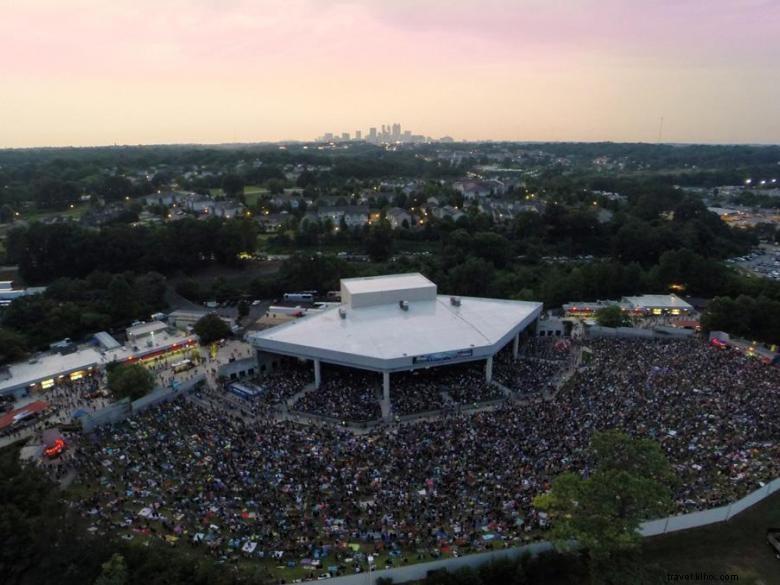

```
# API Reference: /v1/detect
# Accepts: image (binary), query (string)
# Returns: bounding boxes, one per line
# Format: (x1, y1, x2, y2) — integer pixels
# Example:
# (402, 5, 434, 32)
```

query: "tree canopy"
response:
(534, 430, 674, 583)
(594, 305, 628, 328)
(107, 364, 155, 401)
(193, 314, 231, 345)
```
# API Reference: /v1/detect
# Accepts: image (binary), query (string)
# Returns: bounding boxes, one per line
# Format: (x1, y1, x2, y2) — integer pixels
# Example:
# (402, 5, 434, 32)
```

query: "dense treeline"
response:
(5, 218, 259, 284)
(0, 445, 267, 585)
(702, 295, 780, 345)
(247, 246, 780, 312)
(0, 143, 461, 209)
(0, 271, 167, 363)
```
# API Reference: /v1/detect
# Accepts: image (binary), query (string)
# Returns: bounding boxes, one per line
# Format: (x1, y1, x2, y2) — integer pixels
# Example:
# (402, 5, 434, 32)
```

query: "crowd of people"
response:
(53, 337, 778, 569)
(291, 367, 383, 422)
(0, 394, 15, 413)
(390, 370, 445, 416)
(493, 354, 563, 396)
(257, 367, 310, 405)
(44, 374, 108, 418)
(523, 337, 571, 361)
(0, 374, 107, 442)
(438, 367, 505, 405)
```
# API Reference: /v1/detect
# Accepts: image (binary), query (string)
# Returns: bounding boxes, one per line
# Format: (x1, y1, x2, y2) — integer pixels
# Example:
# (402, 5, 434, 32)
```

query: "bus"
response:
(171, 359, 195, 373)
(283, 293, 314, 302)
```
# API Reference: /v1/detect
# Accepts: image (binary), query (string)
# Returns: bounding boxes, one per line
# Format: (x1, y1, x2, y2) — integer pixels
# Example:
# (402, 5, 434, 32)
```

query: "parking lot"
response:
(727, 245, 780, 280)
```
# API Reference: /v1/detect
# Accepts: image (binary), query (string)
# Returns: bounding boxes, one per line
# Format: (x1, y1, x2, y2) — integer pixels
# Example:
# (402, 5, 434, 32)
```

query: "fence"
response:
(587, 326, 656, 339)
(77, 399, 131, 432)
(131, 375, 206, 413)
(586, 325, 696, 339)
(315, 542, 554, 585)
(79, 375, 206, 431)
(639, 477, 780, 536)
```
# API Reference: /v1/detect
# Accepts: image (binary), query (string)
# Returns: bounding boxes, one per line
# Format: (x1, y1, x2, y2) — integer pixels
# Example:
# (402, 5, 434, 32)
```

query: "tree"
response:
(100, 175, 133, 201)
(365, 220, 394, 262)
(0, 204, 14, 223)
(237, 300, 250, 320)
(94, 553, 128, 585)
(447, 257, 496, 297)
(107, 275, 139, 321)
(534, 430, 673, 584)
(0, 328, 28, 365)
(107, 363, 155, 401)
(594, 305, 627, 328)
(278, 253, 349, 293)
(193, 313, 231, 345)
(221, 174, 245, 199)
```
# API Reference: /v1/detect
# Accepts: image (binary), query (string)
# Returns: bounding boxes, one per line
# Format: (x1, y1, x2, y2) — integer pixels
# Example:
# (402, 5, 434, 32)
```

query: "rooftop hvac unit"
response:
(338, 307, 347, 319)
(450, 296, 461, 307)
(399, 300, 409, 311)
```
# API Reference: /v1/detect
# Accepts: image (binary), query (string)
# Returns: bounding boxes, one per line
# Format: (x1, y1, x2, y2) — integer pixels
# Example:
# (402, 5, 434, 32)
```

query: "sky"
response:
(1, 0, 779, 147)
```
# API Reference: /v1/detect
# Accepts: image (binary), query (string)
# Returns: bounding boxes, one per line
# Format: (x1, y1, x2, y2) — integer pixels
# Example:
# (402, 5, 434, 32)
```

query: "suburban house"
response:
(386, 207, 413, 229)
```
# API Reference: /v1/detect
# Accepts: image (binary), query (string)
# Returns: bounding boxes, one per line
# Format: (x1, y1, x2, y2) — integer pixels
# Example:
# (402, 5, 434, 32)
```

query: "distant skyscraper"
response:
(318, 123, 438, 143)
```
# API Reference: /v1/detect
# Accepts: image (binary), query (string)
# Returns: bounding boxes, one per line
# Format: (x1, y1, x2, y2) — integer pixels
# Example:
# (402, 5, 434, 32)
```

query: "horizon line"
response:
(2, 139, 780, 152)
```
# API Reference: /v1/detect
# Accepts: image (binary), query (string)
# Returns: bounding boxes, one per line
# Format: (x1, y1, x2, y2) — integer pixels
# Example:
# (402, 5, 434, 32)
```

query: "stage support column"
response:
(383, 371, 391, 403)
(485, 356, 493, 384)
(313, 358, 321, 389)
(512, 332, 520, 361)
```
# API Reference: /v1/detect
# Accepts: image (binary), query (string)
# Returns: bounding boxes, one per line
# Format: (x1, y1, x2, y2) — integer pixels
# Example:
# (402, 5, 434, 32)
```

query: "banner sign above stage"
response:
(413, 349, 473, 364)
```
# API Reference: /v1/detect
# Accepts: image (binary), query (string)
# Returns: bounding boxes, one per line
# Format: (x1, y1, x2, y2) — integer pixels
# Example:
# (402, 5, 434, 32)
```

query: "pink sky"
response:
(1, 0, 778, 146)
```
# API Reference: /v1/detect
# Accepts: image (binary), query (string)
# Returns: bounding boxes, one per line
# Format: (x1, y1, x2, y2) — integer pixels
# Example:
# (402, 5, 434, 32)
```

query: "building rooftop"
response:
(126, 320, 168, 339)
(341, 273, 437, 309)
(622, 294, 694, 310)
(0, 347, 129, 394)
(249, 288, 541, 371)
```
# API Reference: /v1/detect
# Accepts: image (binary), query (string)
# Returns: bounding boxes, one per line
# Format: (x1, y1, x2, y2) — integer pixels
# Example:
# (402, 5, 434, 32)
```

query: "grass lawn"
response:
(642, 490, 780, 584)
(243, 186, 268, 207)
(9, 203, 89, 225)
(209, 186, 268, 208)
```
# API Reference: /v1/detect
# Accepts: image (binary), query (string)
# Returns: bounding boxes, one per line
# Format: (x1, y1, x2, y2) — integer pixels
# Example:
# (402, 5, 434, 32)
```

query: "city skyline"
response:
(316, 122, 448, 143)
(1, 0, 779, 148)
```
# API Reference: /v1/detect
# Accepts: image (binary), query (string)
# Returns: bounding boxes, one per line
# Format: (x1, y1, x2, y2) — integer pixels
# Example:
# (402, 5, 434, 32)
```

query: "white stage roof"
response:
(249, 284, 542, 371)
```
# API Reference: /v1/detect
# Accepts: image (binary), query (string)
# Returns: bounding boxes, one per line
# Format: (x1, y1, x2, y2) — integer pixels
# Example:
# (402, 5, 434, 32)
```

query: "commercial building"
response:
(563, 294, 694, 318)
(247, 273, 542, 409)
(0, 324, 198, 398)
(621, 294, 694, 316)
(0, 347, 124, 397)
